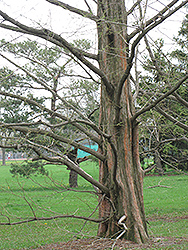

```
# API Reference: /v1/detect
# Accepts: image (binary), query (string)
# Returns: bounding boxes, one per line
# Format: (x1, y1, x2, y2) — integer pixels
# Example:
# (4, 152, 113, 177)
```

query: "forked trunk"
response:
(97, 0, 148, 243)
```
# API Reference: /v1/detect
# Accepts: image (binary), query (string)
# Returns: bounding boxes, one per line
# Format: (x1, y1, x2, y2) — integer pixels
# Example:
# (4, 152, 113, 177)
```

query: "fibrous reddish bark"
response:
(97, 0, 148, 243)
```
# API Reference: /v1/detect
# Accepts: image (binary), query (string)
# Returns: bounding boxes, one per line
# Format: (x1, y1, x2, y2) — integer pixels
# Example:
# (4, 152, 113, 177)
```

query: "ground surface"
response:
(31, 215, 188, 250)
(31, 236, 188, 250)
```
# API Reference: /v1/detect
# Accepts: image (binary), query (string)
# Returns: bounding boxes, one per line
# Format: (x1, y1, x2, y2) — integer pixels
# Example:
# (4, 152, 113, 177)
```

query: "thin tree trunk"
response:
(2, 148, 5, 166)
(154, 150, 164, 176)
(67, 148, 78, 187)
(97, 0, 148, 243)
(69, 170, 78, 187)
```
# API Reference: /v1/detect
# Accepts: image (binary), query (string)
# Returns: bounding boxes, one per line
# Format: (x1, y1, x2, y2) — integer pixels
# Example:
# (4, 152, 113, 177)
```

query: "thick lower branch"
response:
(29, 145, 109, 194)
(0, 87, 101, 145)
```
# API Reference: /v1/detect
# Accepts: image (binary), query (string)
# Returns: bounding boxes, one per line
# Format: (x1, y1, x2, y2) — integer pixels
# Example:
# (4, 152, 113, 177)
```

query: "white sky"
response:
(0, 0, 186, 113)
(0, 1, 186, 42)
(0, 0, 96, 41)
(0, 0, 187, 68)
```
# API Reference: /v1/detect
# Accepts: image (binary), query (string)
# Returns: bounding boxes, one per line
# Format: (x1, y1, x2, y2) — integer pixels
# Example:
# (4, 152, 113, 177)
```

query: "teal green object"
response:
(77, 145, 98, 158)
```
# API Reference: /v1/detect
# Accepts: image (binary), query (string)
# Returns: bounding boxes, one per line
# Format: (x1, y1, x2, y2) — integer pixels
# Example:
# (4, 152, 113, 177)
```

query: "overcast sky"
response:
(0, 0, 187, 62)
(0, 0, 186, 106)
(1, 1, 186, 39)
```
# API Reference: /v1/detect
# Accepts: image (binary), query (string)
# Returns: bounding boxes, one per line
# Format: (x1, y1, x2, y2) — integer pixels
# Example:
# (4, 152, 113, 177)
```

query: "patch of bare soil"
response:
(31, 236, 188, 250)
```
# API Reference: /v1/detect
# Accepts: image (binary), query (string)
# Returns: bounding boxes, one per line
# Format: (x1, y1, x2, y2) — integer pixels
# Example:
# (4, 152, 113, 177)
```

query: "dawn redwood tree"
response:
(0, 0, 188, 244)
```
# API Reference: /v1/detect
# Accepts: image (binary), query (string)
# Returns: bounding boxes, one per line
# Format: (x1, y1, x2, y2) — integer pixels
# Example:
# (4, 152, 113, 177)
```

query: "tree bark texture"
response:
(2, 148, 6, 166)
(97, 0, 148, 243)
(154, 151, 164, 176)
(69, 169, 78, 188)
(67, 148, 78, 187)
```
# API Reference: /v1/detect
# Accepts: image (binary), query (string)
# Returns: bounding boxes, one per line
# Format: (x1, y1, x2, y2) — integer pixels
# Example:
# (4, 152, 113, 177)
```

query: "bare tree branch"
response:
(0, 53, 87, 120)
(0, 10, 114, 94)
(144, 164, 156, 174)
(45, 0, 98, 21)
(128, 0, 182, 41)
(0, 70, 16, 83)
(140, 137, 188, 156)
(132, 74, 188, 121)
(173, 92, 188, 108)
(147, 180, 172, 188)
(159, 156, 188, 176)
(0, 143, 27, 149)
(84, 0, 93, 14)
(11, 143, 109, 194)
(155, 105, 188, 132)
(127, 0, 142, 15)
(159, 137, 188, 145)
(0, 24, 97, 61)
(0, 214, 107, 225)
(0, 123, 105, 161)
(0, 88, 102, 146)
(116, 0, 188, 111)
(137, 87, 188, 132)
(0, 51, 113, 143)
(0, 53, 106, 144)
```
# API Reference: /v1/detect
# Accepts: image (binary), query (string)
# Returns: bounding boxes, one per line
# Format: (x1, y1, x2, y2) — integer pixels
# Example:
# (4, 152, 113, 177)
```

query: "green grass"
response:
(143, 175, 188, 216)
(143, 175, 188, 249)
(0, 160, 187, 249)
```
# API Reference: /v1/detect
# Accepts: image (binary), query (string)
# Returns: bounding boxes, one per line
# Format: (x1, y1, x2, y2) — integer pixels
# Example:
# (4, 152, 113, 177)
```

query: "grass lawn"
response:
(0, 160, 187, 249)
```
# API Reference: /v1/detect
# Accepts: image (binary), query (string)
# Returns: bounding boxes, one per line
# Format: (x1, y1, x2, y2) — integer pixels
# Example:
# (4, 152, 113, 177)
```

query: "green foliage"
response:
(0, 38, 99, 123)
(73, 39, 92, 50)
(9, 160, 48, 178)
(0, 67, 45, 124)
(0, 38, 98, 161)
(0, 39, 62, 66)
(173, 13, 188, 49)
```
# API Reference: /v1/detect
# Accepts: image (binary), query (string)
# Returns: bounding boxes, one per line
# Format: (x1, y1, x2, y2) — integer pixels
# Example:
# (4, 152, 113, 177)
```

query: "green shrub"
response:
(9, 160, 48, 178)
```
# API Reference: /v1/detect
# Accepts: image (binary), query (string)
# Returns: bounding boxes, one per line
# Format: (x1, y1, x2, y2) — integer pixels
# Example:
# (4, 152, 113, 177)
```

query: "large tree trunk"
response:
(97, 0, 148, 243)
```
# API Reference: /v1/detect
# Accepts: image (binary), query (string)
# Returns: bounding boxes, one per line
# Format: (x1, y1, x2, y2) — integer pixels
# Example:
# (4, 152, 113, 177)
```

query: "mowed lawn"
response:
(0, 160, 187, 249)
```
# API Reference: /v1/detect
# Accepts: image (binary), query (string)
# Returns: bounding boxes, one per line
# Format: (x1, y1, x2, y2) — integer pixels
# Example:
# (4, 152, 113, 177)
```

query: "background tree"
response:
(138, 14, 188, 173)
(0, 66, 37, 164)
(0, 0, 188, 244)
(0, 39, 99, 186)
